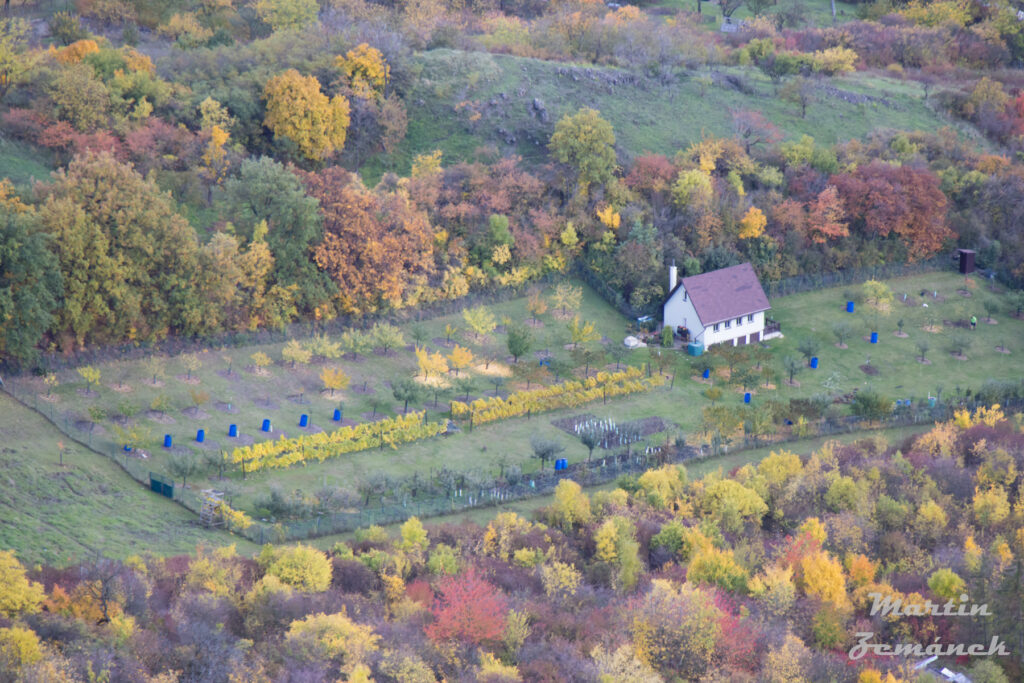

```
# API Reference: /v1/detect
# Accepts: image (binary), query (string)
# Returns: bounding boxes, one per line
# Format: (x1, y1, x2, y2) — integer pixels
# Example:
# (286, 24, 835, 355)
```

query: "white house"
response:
(662, 262, 777, 348)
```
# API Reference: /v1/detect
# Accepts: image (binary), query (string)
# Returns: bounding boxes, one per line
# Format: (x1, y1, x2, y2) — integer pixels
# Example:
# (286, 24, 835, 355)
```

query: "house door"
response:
(737, 335, 747, 346)
(749, 331, 759, 343)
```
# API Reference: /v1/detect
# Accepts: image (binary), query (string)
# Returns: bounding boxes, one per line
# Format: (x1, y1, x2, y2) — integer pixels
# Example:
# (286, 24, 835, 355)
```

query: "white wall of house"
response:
(663, 287, 705, 341)
(702, 310, 766, 347)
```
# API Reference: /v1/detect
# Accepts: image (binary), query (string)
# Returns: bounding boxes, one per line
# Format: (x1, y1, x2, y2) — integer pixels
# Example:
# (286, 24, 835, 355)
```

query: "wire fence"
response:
(763, 256, 955, 299)
(9, 378, 1017, 544)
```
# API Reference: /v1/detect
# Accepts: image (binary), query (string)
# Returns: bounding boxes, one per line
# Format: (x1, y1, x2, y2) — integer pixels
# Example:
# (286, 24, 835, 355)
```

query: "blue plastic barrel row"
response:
(163, 410, 343, 447)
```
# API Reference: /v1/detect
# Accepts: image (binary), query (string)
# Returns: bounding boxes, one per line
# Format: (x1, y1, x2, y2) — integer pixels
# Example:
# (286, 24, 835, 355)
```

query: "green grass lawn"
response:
(10, 270, 1022, 527)
(360, 49, 971, 183)
(764, 272, 1023, 404)
(0, 392, 253, 567)
(0, 137, 55, 188)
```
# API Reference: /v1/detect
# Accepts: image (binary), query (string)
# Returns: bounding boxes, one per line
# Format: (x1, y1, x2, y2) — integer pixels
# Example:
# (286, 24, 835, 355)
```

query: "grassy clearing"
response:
(0, 392, 252, 567)
(361, 49, 968, 182)
(12, 270, 1023, 525)
(0, 137, 55, 188)
(763, 271, 1023, 404)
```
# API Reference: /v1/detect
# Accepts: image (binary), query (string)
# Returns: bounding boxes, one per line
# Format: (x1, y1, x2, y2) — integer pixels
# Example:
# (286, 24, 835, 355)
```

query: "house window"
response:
(724, 320, 731, 329)
(713, 323, 720, 332)
(735, 317, 742, 326)
(748, 314, 754, 323)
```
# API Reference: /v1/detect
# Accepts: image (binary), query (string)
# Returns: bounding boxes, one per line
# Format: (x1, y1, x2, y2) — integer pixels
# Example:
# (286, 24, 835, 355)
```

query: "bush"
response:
(850, 390, 892, 420)
(258, 543, 332, 592)
(48, 12, 90, 46)
(661, 326, 674, 347)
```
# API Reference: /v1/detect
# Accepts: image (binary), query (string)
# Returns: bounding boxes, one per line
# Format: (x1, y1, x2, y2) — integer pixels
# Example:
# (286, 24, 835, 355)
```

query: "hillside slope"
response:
(0, 393, 249, 566)
(366, 49, 982, 178)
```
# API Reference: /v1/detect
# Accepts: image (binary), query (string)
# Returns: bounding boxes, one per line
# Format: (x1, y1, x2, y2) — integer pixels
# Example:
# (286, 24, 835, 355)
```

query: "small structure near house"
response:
(957, 248, 976, 275)
(662, 262, 776, 348)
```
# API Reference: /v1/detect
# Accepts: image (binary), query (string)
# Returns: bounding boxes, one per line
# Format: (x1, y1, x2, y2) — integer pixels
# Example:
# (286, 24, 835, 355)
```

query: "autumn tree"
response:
(286, 611, 379, 675)
(830, 161, 952, 259)
(39, 152, 206, 349)
(806, 186, 848, 243)
(738, 206, 767, 239)
(447, 344, 473, 375)
(336, 43, 390, 100)
(526, 287, 547, 323)
(463, 305, 497, 341)
(549, 107, 617, 198)
(320, 366, 349, 396)
(255, 0, 319, 32)
(223, 157, 334, 315)
(304, 168, 435, 313)
(0, 18, 33, 101)
(0, 207, 61, 365)
(568, 315, 600, 349)
(630, 580, 723, 679)
(263, 69, 350, 161)
(282, 339, 312, 367)
(258, 543, 332, 591)
(548, 479, 592, 529)
(426, 568, 509, 646)
(0, 550, 44, 617)
(550, 283, 583, 317)
(730, 108, 782, 154)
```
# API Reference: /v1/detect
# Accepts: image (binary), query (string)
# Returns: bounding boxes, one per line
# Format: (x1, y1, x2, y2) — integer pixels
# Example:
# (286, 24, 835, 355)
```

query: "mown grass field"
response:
(0, 392, 253, 567)
(9, 270, 1023, 524)
(361, 49, 978, 182)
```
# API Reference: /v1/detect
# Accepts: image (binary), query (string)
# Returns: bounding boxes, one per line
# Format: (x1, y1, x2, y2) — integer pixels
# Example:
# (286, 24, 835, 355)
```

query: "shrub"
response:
(259, 544, 332, 592)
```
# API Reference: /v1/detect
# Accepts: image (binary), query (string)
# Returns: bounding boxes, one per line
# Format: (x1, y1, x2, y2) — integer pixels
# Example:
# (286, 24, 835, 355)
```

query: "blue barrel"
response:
(299, 414, 309, 427)
(928, 397, 937, 408)
(163, 434, 172, 448)
(870, 331, 878, 344)
(261, 418, 271, 432)
(228, 424, 238, 437)
(333, 408, 341, 421)
(702, 368, 710, 379)
(810, 357, 818, 369)
(846, 301, 855, 313)
(123, 444, 131, 452)
(744, 392, 751, 404)
(196, 429, 205, 443)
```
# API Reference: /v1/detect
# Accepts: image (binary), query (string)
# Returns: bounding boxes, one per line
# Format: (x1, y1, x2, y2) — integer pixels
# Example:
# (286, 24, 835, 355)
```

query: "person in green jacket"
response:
(970, 315, 977, 330)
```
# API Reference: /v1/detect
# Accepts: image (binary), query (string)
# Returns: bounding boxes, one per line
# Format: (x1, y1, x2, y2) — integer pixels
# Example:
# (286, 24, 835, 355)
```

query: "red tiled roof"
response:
(677, 262, 770, 325)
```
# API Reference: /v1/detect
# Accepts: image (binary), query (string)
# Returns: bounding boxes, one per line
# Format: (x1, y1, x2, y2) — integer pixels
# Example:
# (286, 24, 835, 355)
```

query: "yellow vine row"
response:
(229, 411, 447, 474)
(451, 366, 665, 425)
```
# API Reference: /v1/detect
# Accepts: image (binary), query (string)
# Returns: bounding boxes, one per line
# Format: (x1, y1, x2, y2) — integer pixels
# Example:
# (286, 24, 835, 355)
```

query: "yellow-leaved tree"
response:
(737, 206, 767, 239)
(447, 344, 473, 376)
(336, 43, 390, 100)
(263, 69, 350, 161)
(285, 611, 379, 674)
(258, 543, 332, 592)
(0, 550, 45, 617)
